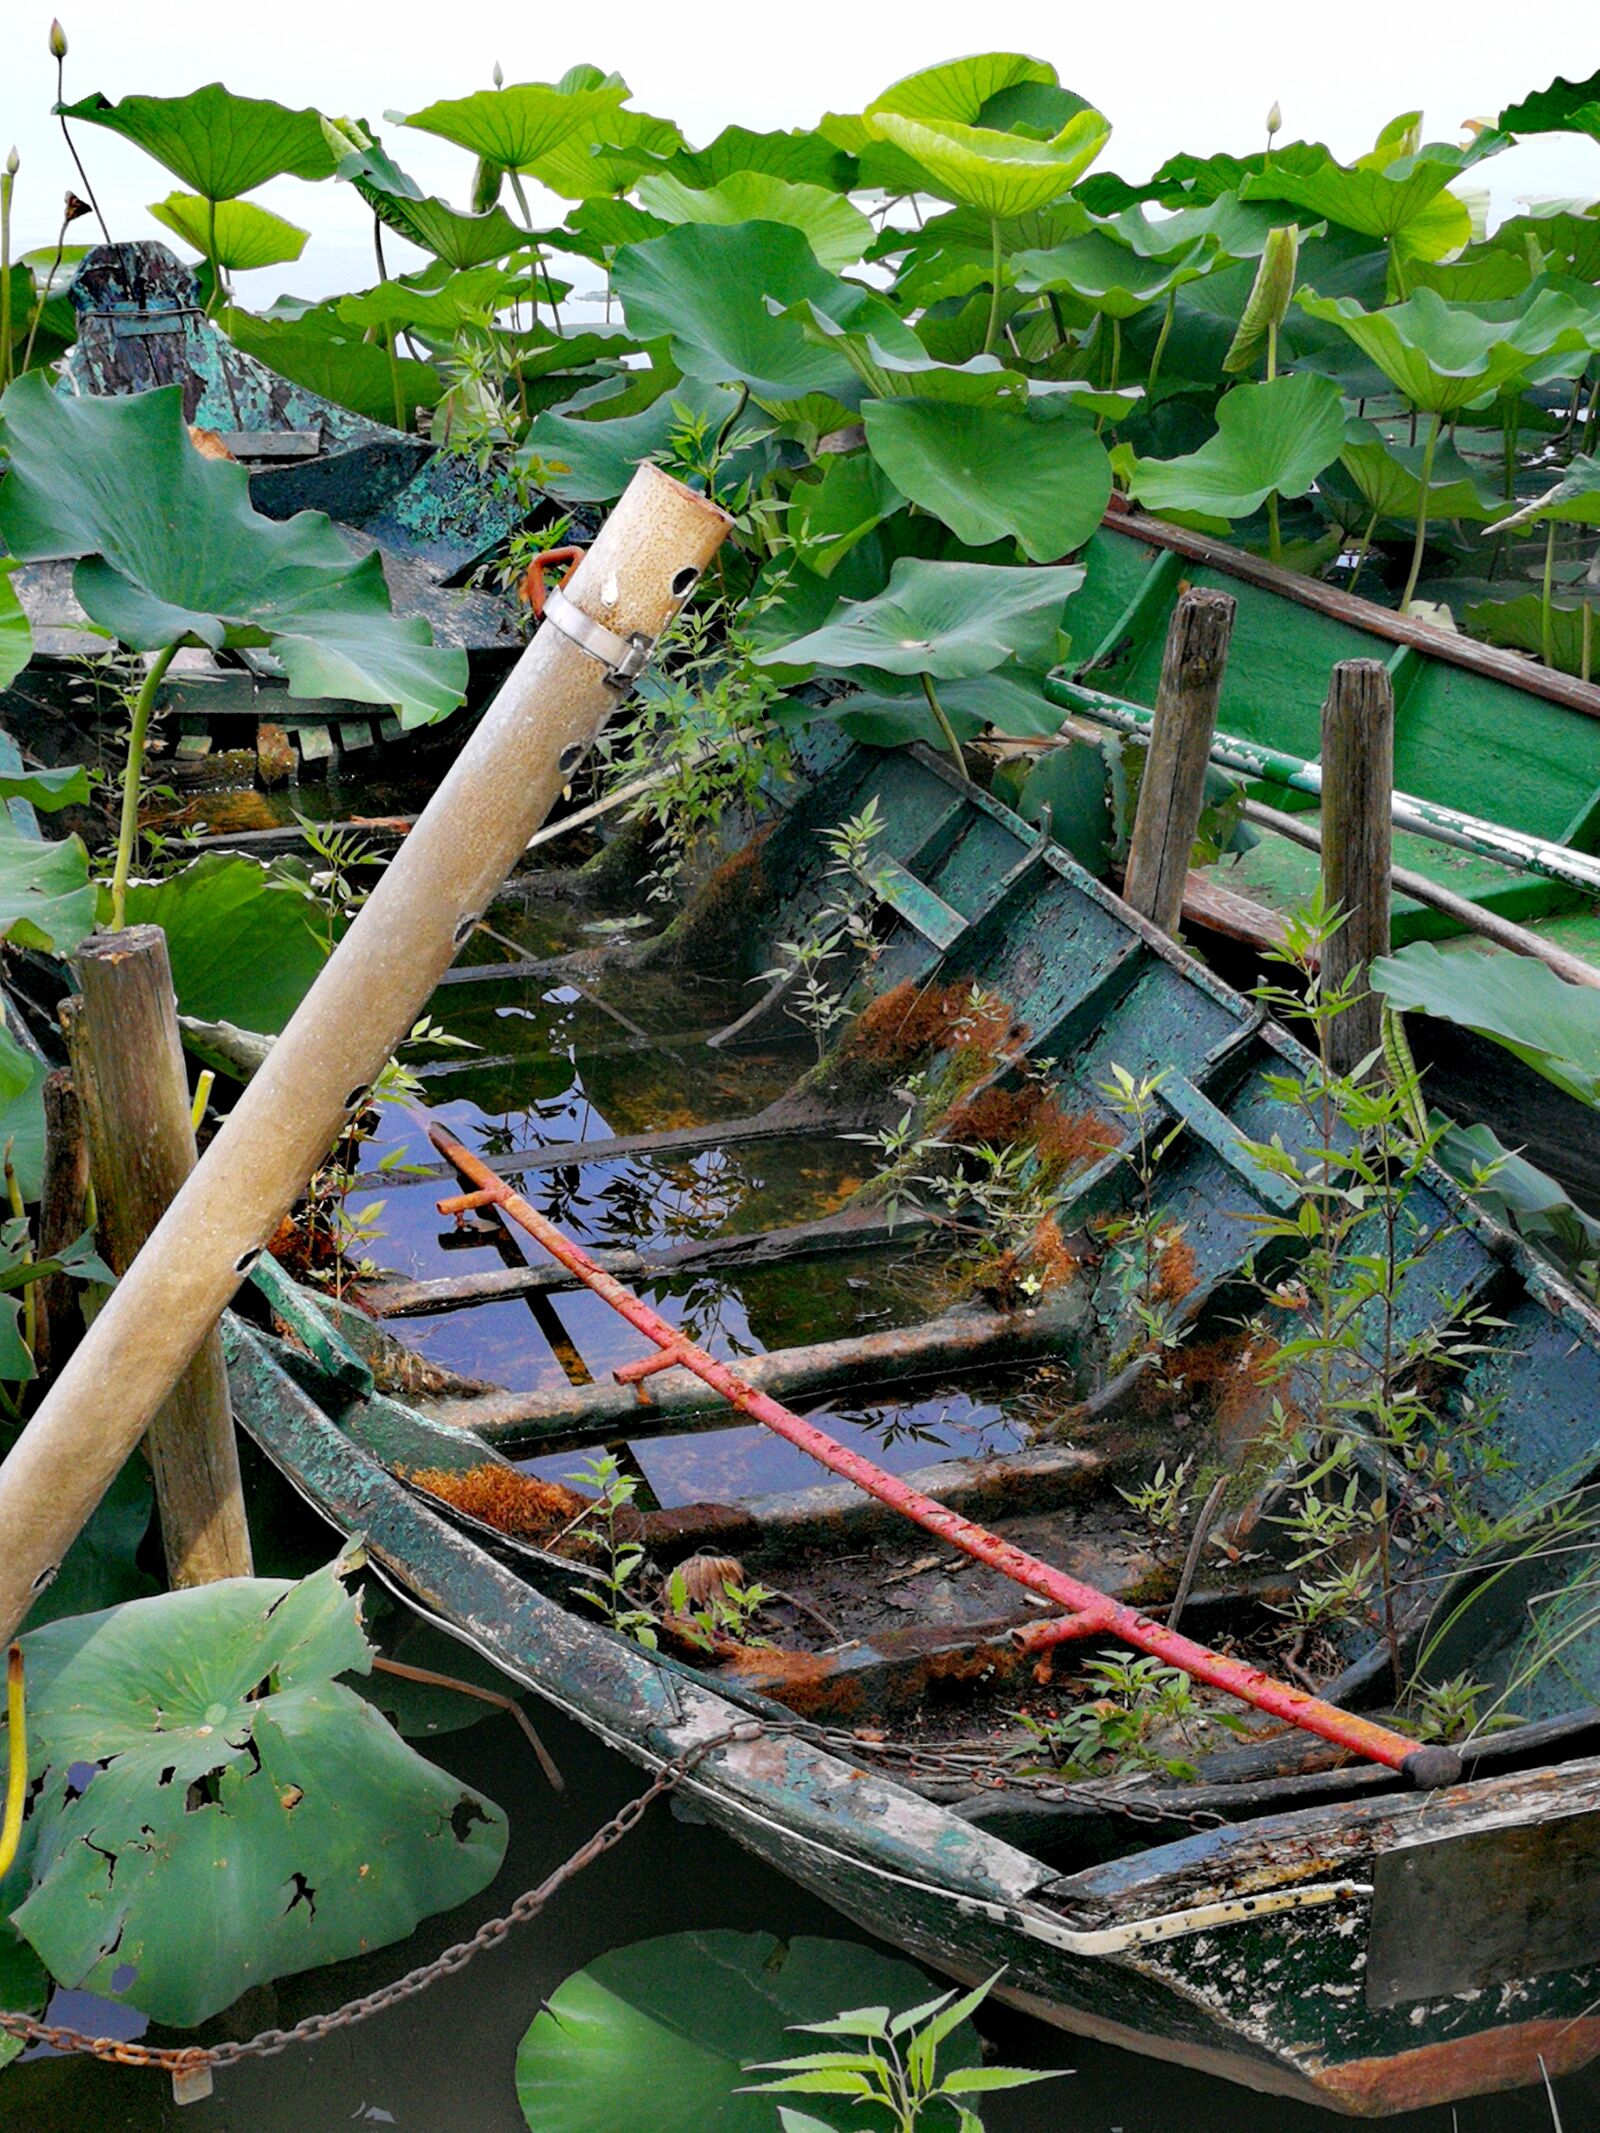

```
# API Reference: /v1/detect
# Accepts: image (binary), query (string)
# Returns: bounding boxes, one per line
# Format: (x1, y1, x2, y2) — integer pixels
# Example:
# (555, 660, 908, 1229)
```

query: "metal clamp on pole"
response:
(542, 585, 654, 692)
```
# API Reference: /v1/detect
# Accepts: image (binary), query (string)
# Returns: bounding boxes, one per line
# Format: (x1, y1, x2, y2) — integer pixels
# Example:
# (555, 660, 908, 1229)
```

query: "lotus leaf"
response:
(789, 453, 904, 575)
(636, 171, 871, 272)
(1294, 284, 1597, 413)
(1243, 134, 1504, 261)
(1464, 592, 1597, 679)
(666, 126, 854, 193)
(1439, 1120, 1600, 1272)
(396, 80, 630, 172)
(611, 221, 921, 401)
(1488, 453, 1600, 534)
(863, 107, 1110, 219)
(336, 263, 521, 337)
(1012, 224, 1215, 316)
(335, 138, 530, 270)
(862, 396, 1111, 558)
(868, 52, 1062, 126)
(0, 376, 465, 727)
(523, 68, 683, 198)
(1114, 192, 1290, 261)
(58, 86, 339, 200)
(754, 557, 1082, 679)
(1499, 71, 1600, 141)
(514, 1929, 979, 2133)
(117, 853, 327, 1032)
(522, 375, 767, 504)
(1122, 371, 1344, 520)
(7, 1561, 507, 2027)
(876, 201, 1089, 308)
(563, 196, 671, 262)
(1337, 419, 1501, 522)
(221, 308, 443, 426)
(147, 194, 308, 274)
(0, 570, 29, 691)
(0, 818, 95, 957)
(816, 666, 1059, 747)
(1372, 942, 1600, 1104)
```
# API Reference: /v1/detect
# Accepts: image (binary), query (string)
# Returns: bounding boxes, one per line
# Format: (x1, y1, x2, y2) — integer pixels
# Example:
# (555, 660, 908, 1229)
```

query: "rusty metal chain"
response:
(0, 1723, 760, 2079)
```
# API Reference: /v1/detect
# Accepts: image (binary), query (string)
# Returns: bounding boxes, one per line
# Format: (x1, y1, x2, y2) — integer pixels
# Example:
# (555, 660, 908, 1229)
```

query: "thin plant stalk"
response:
(1146, 289, 1175, 399)
(1585, 600, 1594, 687)
(1346, 509, 1380, 594)
(110, 641, 179, 931)
(20, 202, 71, 374)
(53, 32, 108, 245)
(203, 195, 222, 316)
(920, 673, 966, 779)
(1399, 408, 1443, 612)
(4, 1142, 34, 1369)
(1541, 520, 1558, 671)
(0, 158, 13, 394)
(1264, 319, 1283, 565)
(982, 215, 1003, 356)
(384, 325, 405, 432)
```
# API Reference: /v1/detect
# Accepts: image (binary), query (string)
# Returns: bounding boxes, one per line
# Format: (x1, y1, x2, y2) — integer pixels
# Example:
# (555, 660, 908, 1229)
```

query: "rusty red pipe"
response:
(429, 1123, 1456, 1785)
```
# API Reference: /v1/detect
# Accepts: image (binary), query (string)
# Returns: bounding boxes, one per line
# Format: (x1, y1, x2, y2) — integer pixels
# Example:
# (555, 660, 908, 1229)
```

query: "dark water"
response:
(12, 1696, 1598, 2133)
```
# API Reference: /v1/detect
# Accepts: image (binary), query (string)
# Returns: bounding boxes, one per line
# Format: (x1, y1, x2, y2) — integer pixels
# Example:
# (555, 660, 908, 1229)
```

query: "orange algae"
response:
(403, 1463, 590, 1543)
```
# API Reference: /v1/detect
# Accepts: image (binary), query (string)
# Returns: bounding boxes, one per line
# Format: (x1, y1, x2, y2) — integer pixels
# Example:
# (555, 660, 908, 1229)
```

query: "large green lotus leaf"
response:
(147, 193, 308, 273)
(523, 72, 683, 198)
(562, 196, 671, 263)
(1114, 191, 1290, 261)
(118, 853, 325, 1031)
(863, 396, 1110, 559)
(611, 221, 921, 401)
(636, 171, 871, 272)
(877, 201, 1089, 308)
(1487, 453, 1600, 534)
(337, 263, 520, 336)
(1499, 71, 1600, 140)
(0, 377, 464, 725)
(396, 81, 628, 171)
(58, 86, 338, 201)
(0, 568, 29, 690)
(1013, 224, 1215, 316)
(1406, 249, 1536, 304)
(10, 1563, 507, 2027)
(337, 138, 528, 269)
(809, 665, 1058, 747)
(1464, 591, 1598, 679)
(666, 126, 854, 193)
(1337, 418, 1500, 522)
(1243, 134, 1504, 259)
(521, 375, 766, 503)
(1123, 371, 1344, 519)
(790, 452, 904, 575)
(754, 557, 1082, 679)
(778, 298, 1026, 406)
(1372, 942, 1600, 1104)
(0, 815, 95, 956)
(514, 1929, 978, 2133)
(1295, 283, 1596, 412)
(221, 307, 443, 425)
(1483, 209, 1600, 287)
(869, 52, 1062, 126)
(863, 107, 1110, 218)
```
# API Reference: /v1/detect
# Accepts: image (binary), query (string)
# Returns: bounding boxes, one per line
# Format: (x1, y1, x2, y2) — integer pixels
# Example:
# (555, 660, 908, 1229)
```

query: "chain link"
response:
(0, 1724, 759, 2079)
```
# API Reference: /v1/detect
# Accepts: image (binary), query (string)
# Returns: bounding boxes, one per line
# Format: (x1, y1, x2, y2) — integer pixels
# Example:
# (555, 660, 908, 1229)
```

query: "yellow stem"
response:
(190, 1069, 215, 1133)
(0, 1644, 25, 1882)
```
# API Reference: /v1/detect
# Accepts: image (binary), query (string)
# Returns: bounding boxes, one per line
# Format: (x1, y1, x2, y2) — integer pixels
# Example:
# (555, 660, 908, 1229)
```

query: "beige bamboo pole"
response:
(0, 464, 732, 1638)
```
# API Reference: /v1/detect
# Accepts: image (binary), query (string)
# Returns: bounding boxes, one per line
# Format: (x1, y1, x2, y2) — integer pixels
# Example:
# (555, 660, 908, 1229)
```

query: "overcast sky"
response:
(4, 0, 1599, 300)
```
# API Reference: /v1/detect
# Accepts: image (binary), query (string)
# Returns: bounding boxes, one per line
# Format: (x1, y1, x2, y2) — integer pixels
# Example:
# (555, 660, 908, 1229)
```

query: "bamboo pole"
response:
(0, 465, 732, 1639)
(67, 930, 253, 1587)
(1123, 587, 1236, 935)
(1321, 659, 1395, 1075)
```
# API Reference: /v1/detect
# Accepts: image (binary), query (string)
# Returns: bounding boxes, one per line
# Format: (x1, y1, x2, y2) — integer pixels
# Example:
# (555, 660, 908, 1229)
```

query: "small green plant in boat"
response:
(563, 1450, 659, 1647)
(1013, 1652, 1248, 1783)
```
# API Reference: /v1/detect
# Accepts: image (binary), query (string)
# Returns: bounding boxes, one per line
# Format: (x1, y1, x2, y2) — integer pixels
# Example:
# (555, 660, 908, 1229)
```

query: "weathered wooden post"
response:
(1123, 586, 1238, 936)
(68, 929, 253, 1588)
(1320, 658, 1394, 1075)
(33, 1068, 89, 1376)
(0, 463, 733, 1640)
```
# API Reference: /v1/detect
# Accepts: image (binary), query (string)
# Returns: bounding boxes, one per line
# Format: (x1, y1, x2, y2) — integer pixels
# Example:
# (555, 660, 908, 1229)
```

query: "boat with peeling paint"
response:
(229, 736, 1600, 2114)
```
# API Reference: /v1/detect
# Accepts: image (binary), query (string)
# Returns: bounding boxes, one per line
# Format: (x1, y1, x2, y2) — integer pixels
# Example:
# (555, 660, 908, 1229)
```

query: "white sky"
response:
(3, 0, 1599, 300)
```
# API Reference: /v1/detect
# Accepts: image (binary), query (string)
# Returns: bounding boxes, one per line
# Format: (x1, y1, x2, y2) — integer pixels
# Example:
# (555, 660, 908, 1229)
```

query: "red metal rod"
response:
(429, 1122, 1447, 1782)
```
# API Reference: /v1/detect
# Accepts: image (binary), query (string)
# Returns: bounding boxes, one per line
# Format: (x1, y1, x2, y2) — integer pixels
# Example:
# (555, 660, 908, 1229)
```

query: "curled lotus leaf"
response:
(1294, 283, 1599, 412)
(147, 193, 308, 273)
(862, 106, 1111, 219)
(636, 170, 872, 272)
(753, 556, 1083, 680)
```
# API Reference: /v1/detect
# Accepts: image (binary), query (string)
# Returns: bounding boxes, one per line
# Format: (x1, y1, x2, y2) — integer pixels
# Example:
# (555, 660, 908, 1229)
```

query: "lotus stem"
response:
(54, 41, 108, 245)
(1541, 520, 1557, 670)
(1146, 289, 1175, 399)
(920, 674, 966, 779)
(1109, 314, 1122, 394)
(0, 1644, 23, 1883)
(983, 216, 1003, 356)
(1399, 408, 1442, 612)
(110, 641, 179, 931)
(21, 203, 72, 375)
(1585, 600, 1594, 686)
(384, 325, 405, 433)
(1345, 509, 1379, 594)
(190, 1068, 215, 1132)
(0, 155, 14, 394)
(1584, 371, 1600, 457)
(1267, 491, 1282, 567)
(204, 194, 220, 316)
(1390, 245, 1409, 301)
(1503, 401, 1518, 501)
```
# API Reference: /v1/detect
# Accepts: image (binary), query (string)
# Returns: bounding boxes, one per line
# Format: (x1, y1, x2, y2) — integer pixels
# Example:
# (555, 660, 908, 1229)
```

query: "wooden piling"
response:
(67, 928, 252, 1589)
(1320, 659, 1395, 1076)
(33, 1068, 90, 1376)
(1123, 586, 1238, 936)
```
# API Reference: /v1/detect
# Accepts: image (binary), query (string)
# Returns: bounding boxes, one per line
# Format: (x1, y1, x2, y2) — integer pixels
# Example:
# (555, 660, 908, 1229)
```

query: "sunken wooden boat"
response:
(228, 737, 1600, 2114)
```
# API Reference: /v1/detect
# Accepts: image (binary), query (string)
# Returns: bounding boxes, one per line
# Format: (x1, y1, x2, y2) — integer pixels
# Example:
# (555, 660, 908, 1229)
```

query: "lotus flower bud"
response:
(4, 148, 17, 178)
(493, 60, 504, 88)
(1266, 100, 1282, 140)
(48, 18, 67, 57)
